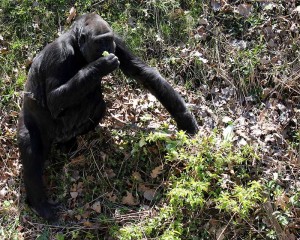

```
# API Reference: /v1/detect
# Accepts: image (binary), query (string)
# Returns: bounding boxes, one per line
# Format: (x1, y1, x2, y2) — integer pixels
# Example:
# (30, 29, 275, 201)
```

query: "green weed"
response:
(116, 131, 263, 238)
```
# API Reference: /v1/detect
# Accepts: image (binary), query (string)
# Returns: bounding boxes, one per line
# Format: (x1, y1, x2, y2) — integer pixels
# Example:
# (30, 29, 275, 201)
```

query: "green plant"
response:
(117, 131, 262, 238)
(230, 43, 266, 96)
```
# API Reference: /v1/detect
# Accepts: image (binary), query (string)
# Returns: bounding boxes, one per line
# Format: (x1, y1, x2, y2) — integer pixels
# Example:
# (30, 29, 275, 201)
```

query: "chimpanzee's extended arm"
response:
(115, 37, 198, 134)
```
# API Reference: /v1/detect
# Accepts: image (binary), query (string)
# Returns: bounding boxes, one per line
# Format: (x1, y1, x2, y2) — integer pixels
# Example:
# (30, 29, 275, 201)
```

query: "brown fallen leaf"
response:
(70, 155, 86, 166)
(143, 188, 156, 201)
(150, 165, 163, 178)
(66, 7, 76, 24)
(82, 211, 91, 219)
(122, 191, 139, 206)
(235, 4, 253, 18)
(70, 191, 78, 199)
(211, 0, 226, 11)
(91, 201, 101, 213)
(106, 191, 118, 203)
(138, 183, 151, 193)
(105, 169, 116, 178)
(70, 182, 84, 196)
(77, 182, 84, 191)
(83, 220, 94, 228)
(0, 188, 7, 199)
(275, 193, 289, 210)
(132, 171, 143, 182)
(0, 47, 8, 54)
(70, 183, 77, 192)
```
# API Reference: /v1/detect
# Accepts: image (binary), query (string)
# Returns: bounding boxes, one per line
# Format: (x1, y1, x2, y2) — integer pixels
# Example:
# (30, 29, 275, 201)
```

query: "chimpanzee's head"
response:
(75, 13, 116, 62)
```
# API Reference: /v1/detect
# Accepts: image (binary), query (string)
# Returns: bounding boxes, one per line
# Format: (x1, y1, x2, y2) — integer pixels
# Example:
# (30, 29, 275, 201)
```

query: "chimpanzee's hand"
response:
(93, 53, 120, 76)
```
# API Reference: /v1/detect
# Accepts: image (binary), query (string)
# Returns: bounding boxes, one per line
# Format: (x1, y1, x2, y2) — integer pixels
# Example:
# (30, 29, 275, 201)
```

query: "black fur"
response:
(17, 13, 198, 221)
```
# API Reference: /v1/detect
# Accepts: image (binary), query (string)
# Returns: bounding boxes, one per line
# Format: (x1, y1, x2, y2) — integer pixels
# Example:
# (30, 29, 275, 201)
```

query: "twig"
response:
(263, 201, 291, 240)
(216, 212, 236, 240)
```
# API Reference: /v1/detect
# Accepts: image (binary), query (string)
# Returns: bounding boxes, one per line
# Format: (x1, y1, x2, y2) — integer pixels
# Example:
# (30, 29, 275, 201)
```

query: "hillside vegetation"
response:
(0, 1, 299, 239)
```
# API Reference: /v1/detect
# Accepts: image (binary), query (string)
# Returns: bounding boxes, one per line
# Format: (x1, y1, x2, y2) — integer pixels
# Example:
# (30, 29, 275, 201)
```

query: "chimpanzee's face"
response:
(78, 15, 116, 63)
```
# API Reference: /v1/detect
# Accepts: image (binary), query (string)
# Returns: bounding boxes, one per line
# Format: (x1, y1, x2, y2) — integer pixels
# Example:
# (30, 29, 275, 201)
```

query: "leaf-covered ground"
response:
(0, 1, 300, 239)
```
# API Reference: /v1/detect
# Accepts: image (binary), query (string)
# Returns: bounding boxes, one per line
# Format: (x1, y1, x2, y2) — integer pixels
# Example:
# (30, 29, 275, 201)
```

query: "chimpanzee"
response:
(17, 13, 198, 221)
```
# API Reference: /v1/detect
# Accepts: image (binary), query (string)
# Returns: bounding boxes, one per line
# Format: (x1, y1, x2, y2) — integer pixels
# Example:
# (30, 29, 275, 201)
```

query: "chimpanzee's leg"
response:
(18, 116, 55, 221)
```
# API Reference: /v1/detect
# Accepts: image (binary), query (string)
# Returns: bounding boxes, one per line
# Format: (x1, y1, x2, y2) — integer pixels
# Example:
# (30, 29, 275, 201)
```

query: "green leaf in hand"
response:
(102, 51, 109, 57)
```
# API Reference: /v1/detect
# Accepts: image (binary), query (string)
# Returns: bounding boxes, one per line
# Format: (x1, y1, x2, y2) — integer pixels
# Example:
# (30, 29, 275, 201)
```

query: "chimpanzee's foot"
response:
(27, 198, 58, 222)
